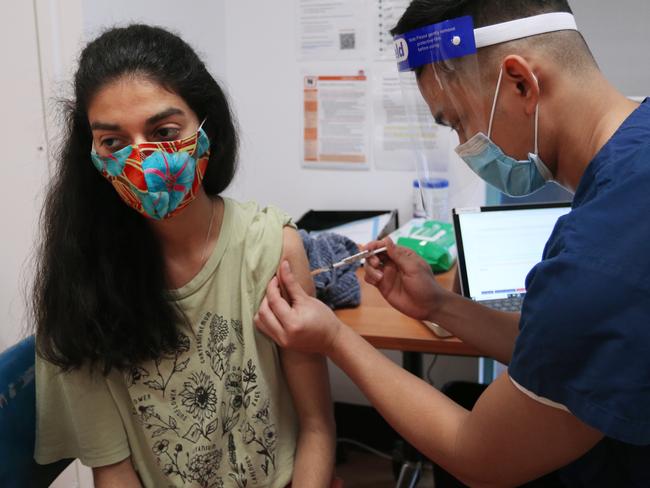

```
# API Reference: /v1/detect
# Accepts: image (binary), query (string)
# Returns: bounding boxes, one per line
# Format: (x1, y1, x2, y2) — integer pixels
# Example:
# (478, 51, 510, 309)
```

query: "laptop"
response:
(452, 202, 571, 312)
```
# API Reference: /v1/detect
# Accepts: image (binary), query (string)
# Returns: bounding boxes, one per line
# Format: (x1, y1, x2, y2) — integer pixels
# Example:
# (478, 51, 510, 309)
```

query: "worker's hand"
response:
(255, 261, 343, 355)
(364, 238, 443, 321)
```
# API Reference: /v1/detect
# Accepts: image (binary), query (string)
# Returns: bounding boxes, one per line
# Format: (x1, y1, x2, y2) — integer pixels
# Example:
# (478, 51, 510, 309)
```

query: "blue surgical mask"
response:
(455, 69, 553, 197)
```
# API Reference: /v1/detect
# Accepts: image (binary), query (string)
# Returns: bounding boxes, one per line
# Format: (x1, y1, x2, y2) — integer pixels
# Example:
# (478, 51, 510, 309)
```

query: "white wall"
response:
(0, 0, 85, 351)
(35, 0, 85, 162)
(571, 0, 650, 96)
(0, 1, 49, 351)
(81, 0, 227, 81)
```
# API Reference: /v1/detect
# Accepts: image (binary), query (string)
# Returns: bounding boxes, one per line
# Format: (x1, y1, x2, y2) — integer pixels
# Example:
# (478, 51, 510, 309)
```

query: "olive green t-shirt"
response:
(35, 198, 299, 488)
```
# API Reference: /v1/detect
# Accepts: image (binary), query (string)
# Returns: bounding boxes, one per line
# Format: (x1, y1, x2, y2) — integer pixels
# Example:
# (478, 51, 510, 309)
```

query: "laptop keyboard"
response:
(480, 295, 525, 312)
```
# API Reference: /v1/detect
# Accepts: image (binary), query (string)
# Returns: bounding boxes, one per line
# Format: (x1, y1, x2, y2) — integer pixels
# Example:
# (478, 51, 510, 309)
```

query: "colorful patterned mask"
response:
(91, 124, 211, 220)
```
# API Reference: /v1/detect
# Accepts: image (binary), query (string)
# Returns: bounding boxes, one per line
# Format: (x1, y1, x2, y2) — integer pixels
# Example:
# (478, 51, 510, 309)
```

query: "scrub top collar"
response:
(573, 98, 650, 207)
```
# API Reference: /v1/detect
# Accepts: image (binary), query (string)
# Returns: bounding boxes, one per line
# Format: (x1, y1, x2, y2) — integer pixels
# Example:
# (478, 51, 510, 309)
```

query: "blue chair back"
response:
(0, 336, 71, 487)
(0, 335, 37, 486)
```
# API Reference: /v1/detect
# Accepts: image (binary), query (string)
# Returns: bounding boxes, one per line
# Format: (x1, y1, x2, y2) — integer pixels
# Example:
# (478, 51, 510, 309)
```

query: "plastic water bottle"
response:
(413, 179, 427, 218)
(413, 178, 450, 221)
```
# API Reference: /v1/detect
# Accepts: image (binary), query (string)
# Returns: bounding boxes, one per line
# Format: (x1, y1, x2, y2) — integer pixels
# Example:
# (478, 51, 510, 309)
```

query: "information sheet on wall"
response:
(375, 0, 411, 60)
(372, 64, 449, 171)
(297, 0, 366, 60)
(297, 0, 450, 172)
(302, 72, 370, 169)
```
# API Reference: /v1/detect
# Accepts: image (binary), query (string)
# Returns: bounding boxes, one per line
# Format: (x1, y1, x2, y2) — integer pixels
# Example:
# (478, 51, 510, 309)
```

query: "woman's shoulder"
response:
(225, 198, 294, 241)
(222, 199, 295, 291)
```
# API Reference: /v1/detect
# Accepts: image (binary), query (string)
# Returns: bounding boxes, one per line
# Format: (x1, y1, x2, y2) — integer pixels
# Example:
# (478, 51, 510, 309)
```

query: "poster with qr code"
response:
(297, 0, 365, 60)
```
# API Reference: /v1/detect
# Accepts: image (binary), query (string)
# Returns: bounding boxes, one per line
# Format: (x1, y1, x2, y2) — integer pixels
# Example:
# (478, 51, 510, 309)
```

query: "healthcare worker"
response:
(255, 0, 650, 486)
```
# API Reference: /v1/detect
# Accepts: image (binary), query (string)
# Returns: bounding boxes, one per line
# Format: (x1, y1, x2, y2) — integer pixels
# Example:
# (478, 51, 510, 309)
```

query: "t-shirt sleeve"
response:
(35, 355, 131, 467)
(243, 205, 295, 308)
(509, 251, 650, 446)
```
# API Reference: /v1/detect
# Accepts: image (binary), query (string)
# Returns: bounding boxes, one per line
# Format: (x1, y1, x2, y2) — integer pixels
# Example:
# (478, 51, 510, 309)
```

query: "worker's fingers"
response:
(364, 261, 384, 285)
(364, 238, 392, 266)
(277, 261, 308, 304)
(376, 240, 392, 265)
(385, 238, 420, 271)
(254, 297, 289, 347)
(266, 274, 300, 325)
(366, 254, 382, 269)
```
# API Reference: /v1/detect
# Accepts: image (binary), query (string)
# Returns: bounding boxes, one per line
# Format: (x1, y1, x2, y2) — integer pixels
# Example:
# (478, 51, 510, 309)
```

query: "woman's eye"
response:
(155, 127, 181, 140)
(101, 138, 125, 151)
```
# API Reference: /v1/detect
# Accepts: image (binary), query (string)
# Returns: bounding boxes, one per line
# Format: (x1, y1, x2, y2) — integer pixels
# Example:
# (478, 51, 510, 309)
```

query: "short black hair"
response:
(392, 0, 596, 76)
(391, 0, 573, 36)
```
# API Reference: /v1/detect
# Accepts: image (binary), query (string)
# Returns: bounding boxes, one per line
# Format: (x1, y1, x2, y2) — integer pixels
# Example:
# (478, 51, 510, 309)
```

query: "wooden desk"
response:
(335, 268, 482, 357)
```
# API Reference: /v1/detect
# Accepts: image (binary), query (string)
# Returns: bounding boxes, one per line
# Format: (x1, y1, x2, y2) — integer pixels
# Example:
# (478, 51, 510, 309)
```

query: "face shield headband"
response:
(394, 12, 578, 73)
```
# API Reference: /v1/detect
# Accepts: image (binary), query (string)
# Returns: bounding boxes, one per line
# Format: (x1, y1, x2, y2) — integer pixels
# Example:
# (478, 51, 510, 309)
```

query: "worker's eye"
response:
(434, 115, 450, 128)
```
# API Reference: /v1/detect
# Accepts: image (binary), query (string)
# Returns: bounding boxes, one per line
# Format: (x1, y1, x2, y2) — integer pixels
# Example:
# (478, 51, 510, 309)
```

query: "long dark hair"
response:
(33, 25, 238, 374)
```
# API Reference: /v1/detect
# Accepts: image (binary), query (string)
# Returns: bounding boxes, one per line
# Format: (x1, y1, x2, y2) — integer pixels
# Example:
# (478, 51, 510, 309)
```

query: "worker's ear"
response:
(501, 55, 540, 117)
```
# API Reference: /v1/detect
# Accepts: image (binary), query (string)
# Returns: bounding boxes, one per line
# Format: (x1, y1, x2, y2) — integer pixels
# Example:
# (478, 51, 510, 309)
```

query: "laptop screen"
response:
(453, 204, 571, 302)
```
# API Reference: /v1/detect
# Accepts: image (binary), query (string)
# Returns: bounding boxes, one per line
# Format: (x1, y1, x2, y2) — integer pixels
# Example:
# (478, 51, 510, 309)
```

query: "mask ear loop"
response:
(432, 63, 444, 90)
(533, 104, 540, 156)
(530, 74, 553, 181)
(198, 118, 208, 132)
(488, 68, 541, 156)
(531, 73, 540, 156)
(487, 68, 505, 139)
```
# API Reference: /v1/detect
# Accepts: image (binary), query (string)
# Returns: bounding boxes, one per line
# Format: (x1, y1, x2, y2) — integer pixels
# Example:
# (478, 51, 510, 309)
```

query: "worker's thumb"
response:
(278, 261, 307, 303)
(385, 238, 417, 272)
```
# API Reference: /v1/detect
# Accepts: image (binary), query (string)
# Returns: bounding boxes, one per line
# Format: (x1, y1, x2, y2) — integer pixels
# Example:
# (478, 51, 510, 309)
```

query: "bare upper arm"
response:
(277, 227, 334, 429)
(279, 226, 315, 297)
(453, 373, 603, 487)
(93, 457, 142, 488)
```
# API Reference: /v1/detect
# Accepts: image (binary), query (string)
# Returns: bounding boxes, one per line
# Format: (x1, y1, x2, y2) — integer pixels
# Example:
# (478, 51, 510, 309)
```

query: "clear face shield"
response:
(394, 16, 489, 218)
(393, 13, 579, 209)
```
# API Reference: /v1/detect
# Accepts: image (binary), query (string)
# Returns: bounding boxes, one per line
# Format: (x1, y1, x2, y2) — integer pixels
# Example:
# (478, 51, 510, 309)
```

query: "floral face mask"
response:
(91, 121, 211, 220)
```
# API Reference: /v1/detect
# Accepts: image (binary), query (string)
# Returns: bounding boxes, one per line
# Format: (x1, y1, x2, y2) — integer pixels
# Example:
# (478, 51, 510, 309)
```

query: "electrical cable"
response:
(426, 354, 438, 387)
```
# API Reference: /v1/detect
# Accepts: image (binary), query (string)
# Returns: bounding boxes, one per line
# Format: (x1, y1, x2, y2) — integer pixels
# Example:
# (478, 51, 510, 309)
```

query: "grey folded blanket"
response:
(298, 230, 361, 309)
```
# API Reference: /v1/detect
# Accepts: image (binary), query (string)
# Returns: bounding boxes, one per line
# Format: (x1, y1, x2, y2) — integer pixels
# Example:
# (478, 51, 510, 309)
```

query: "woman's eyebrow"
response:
(89, 108, 186, 131)
(146, 107, 185, 126)
(90, 121, 121, 131)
